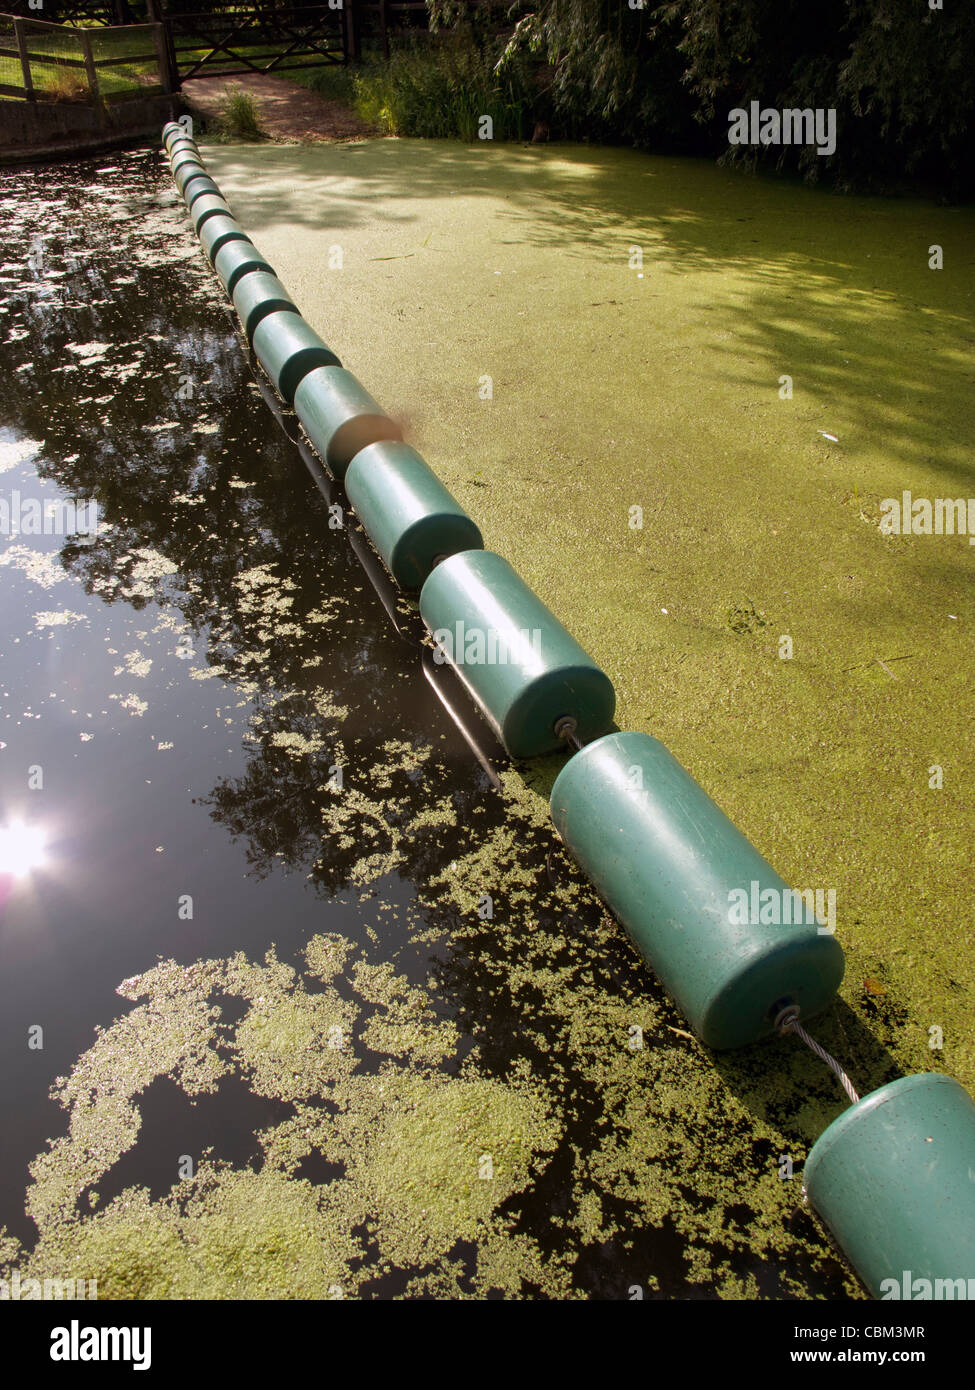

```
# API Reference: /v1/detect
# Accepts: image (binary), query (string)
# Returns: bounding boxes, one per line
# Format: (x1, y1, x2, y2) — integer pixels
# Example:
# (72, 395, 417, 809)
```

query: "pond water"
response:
(0, 147, 916, 1299)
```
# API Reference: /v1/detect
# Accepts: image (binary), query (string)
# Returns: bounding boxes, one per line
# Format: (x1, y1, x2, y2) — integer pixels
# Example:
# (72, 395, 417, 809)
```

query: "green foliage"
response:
(292, 63, 356, 106)
(494, 0, 697, 147)
(352, 39, 534, 141)
(836, 0, 975, 190)
(657, 0, 975, 191)
(215, 88, 268, 144)
(424, 0, 973, 193)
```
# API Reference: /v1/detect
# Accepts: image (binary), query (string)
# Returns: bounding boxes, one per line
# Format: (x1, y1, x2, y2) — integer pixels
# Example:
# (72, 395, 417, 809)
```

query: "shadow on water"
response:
(0, 147, 916, 1299)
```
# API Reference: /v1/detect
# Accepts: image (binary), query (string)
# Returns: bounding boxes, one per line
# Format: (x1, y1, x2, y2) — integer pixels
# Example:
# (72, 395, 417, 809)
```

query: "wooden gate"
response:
(161, 2, 347, 83)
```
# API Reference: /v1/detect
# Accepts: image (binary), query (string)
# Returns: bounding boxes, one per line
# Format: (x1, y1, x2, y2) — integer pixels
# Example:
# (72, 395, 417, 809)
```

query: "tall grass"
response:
(215, 88, 268, 143)
(350, 42, 535, 141)
(293, 63, 356, 106)
(46, 68, 92, 104)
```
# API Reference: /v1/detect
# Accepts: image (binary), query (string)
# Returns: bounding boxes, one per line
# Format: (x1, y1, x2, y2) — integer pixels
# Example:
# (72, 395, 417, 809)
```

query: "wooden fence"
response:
(0, 2, 489, 109)
(162, 4, 345, 83)
(0, 12, 171, 103)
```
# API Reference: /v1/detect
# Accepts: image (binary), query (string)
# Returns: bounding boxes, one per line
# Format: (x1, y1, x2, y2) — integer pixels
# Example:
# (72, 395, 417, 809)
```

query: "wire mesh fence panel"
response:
(0, 16, 25, 97)
(3, 16, 91, 101)
(0, 14, 165, 101)
(87, 23, 163, 99)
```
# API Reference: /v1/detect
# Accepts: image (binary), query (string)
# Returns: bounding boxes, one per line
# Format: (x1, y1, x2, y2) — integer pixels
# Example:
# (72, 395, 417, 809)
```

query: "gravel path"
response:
(182, 72, 372, 143)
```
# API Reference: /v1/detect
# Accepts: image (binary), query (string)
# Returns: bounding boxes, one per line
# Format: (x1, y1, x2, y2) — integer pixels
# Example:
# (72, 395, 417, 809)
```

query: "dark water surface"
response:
(0, 149, 485, 1231)
(0, 151, 859, 1299)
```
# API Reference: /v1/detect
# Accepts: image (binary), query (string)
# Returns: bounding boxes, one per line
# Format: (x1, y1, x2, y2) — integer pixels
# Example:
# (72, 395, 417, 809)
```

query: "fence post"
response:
(345, 0, 361, 64)
(78, 31, 102, 110)
(150, 21, 174, 94)
(13, 18, 35, 103)
(147, 0, 181, 94)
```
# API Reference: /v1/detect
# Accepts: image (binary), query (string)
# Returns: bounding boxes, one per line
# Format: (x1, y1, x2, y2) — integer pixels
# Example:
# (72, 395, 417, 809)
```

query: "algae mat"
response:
(205, 138, 975, 1065)
(2, 142, 973, 1301)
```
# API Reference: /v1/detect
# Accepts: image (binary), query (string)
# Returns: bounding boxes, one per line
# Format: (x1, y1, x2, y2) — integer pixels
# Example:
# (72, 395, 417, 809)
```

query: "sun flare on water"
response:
(0, 821, 47, 877)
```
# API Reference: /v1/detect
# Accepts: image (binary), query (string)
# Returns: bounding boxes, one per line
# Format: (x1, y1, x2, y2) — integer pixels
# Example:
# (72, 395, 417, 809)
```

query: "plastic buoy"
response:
(184, 175, 223, 210)
(293, 366, 401, 478)
(178, 173, 213, 209)
(191, 193, 234, 234)
(419, 550, 616, 758)
(164, 133, 192, 159)
(345, 441, 483, 589)
(173, 161, 209, 200)
(803, 1073, 975, 1298)
(170, 148, 202, 176)
(232, 271, 298, 343)
(162, 122, 185, 150)
(213, 242, 275, 297)
(172, 152, 205, 181)
(549, 731, 845, 1048)
(167, 138, 198, 164)
(251, 311, 342, 405)
(199, 216, 251, 266)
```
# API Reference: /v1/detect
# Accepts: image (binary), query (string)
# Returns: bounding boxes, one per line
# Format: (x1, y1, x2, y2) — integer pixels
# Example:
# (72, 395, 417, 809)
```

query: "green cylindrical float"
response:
(184, 175, 223, 210)
(170, 148, 202, 178)
(251, 310, 342, 405)
(173, 159, 209, 200)
(804, 1073, 975, 1298)
(168, 138, 198, 164)
(168, 140, 196, 160)
(162, 121, 186, 150)
(213, 241, 275, 297)
(419, 550, 616, 759)
(549, 731, 845, 1048)
(191, 193, 234, 234)
(178, 172, 213, 208)
(199, 216, 250, 266)
(232, 271, 298, 343)
(345, 441, 483, 589)
(293, 366, 401, 478)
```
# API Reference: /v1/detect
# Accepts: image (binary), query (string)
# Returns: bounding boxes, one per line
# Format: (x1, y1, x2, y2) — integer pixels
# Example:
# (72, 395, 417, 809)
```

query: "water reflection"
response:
(0, 819, 47, 877)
